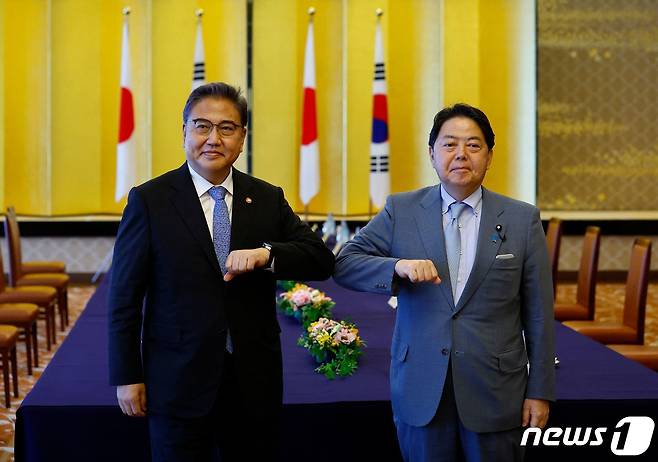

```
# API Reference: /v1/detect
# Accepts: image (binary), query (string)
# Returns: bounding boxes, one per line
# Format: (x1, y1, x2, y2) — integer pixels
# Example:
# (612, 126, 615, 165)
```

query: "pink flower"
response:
(334, 327, 357, 344)
(309, 318, 333, 333)
(291, 289, 312, 306)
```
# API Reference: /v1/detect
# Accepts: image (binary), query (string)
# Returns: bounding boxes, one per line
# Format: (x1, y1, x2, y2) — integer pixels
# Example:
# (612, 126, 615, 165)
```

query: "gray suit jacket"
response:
(334, 186, 555, 432)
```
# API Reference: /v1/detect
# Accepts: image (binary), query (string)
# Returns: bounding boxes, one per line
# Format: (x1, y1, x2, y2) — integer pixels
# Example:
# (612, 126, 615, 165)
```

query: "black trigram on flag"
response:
(193, 62, 205, 82)
(370, 154, 389, 173)
(374, 62, 385, 81)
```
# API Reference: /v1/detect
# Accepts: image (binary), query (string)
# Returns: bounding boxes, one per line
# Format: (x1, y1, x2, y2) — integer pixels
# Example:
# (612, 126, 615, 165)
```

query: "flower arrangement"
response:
(277, 283, 335, 328)
(297, 317, 365, 379)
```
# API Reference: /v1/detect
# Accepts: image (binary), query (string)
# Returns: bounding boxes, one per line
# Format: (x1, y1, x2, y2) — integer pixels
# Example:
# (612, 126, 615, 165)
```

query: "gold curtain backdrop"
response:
(1, 0, 532, 216)
(538, 0, 658, 212)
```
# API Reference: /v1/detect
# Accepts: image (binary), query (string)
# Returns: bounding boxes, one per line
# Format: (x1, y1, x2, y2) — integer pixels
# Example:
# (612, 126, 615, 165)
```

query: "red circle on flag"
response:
(301, 88, 317, 145)
(118, 87, 135, 143)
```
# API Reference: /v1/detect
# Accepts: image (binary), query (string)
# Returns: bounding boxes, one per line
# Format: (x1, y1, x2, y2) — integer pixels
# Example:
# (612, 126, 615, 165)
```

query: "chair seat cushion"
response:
(17, 273, 70, 289)
(0, 286, 58, 305)
(23, 261, 66, 274)
(554, 303, 590, 321)
(0, 325, 19, 346)
(0, 303, 39, 322)
(608, 345, 658, 371)
(563, 321, 640, 344)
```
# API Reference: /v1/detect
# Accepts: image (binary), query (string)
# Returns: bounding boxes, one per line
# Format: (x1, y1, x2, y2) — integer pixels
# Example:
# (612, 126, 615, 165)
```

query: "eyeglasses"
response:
(188, 118, 244, 138)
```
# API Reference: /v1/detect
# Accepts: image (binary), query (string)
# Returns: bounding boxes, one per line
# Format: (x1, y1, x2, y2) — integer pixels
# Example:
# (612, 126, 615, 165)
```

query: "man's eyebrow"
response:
(439, 135, 483, 141)
(194, 118, 241, 125)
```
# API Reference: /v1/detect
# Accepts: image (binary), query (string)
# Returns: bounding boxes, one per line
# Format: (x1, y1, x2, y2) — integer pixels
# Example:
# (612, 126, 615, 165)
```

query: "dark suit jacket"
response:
(108, 164, 334, 419)
(334, 186, 555, 433)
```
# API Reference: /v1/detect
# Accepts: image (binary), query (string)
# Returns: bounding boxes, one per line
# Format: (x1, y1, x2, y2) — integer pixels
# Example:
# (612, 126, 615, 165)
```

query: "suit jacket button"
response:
(441, 348, 449, 356)
(452, 313, 459, 320)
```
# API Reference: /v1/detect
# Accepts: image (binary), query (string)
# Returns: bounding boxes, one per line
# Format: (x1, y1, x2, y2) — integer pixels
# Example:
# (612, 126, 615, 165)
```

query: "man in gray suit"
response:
(334, 103, 555, 461)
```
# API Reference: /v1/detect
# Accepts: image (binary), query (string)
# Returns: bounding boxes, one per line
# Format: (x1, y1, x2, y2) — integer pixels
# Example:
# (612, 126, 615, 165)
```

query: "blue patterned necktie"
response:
(207, 186, 231, 274)
(207, 186, 233, 353)
(445, 202, 468, 301)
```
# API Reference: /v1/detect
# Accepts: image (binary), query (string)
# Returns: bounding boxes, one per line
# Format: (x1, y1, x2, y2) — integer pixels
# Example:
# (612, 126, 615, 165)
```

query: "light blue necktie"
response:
(207, 186, 231, 274)
(445, 202, 468, 301)
(207, 186, 233, 353)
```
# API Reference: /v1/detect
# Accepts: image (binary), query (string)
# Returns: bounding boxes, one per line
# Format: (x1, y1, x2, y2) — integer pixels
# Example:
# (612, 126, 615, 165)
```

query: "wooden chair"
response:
(607, 345, 658, 371)
(0, 250, 58, 350)
(545, 217, 563, 298)
(5, 207, 66, 274)
(564, 238, 651, 345)
(0, 303, 40, 375)
(0, 325, 19, 408)
(4, 208, 70, 330)
(555, 226, 600, 321)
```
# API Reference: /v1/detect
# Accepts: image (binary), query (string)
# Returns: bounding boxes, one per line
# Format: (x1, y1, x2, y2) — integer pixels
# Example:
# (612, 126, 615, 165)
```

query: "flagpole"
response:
(300, 6, 319, 217)
(371, 7, 382, 224)
(305, 5, 314, 229)
(369, 7, 389, 217)
(192, 9, 205, 90)
(116, 6, 136, 202)
(98, 5, 133, 281)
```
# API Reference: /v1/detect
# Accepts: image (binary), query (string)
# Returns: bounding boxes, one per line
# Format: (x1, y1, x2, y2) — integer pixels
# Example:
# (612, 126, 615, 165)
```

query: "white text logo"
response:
(520, 416, 655, 455)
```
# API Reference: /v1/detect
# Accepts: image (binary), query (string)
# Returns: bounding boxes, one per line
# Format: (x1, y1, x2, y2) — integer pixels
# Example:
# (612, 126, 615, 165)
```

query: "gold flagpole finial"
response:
(308, 7, 316, 17)
(195, 9, 204, 18)
(376, 8, 384, 17)
(122, 6, 131, 16)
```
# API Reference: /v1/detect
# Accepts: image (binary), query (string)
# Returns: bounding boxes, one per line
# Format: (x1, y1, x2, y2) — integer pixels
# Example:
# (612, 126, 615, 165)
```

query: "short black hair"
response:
(428, 103, 495, 150)
(182, 82, 248, 126)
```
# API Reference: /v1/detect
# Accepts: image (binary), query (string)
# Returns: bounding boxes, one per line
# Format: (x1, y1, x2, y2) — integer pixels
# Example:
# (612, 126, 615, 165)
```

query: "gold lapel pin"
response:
(245, 197, 253, 204)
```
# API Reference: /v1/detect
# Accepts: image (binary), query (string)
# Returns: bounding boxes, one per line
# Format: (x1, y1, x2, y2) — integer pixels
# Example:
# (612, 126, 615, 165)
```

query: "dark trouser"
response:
(148, 352, 281, 462)
(395, 364, 524, 462)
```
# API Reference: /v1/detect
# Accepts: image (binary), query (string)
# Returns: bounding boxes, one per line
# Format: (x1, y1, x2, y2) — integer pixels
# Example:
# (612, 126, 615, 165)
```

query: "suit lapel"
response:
(455, 188, 504, 312)
(414, 186, 455, 308)
(229, 169, 255, 251)
(168, 163, 222, 276)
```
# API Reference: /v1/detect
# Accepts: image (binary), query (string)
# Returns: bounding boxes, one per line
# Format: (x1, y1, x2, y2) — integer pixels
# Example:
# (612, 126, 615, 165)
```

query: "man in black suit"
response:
(108, 82, 334, 461)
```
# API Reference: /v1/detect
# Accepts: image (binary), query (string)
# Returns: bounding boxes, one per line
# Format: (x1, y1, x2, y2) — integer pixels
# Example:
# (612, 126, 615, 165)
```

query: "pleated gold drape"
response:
(1, 0, 532, 216)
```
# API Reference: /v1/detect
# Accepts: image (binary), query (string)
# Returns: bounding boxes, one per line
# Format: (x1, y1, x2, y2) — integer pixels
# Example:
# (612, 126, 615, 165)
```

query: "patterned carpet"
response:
(0, 282, 655, 460)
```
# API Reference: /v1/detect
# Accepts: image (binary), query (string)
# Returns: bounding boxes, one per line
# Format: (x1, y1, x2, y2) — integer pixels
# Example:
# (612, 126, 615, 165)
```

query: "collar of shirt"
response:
(187, 163, 234, 198)
(440, 185, 482, 217)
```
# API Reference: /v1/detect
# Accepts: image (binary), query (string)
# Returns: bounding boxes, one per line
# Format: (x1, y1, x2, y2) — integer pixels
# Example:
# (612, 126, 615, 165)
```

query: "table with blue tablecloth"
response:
(15, 278, 658, 461)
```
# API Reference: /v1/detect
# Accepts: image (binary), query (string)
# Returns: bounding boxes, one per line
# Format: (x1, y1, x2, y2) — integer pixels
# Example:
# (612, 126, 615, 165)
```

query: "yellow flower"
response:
(316, 332, 332, 346)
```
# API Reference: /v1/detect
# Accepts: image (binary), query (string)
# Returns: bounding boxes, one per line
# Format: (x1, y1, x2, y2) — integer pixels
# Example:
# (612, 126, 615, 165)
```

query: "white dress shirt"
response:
(440, 185, 483, 304)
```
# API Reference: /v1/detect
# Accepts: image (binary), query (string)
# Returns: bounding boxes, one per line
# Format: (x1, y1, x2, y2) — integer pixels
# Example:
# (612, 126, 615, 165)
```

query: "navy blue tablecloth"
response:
(15, 277, 658, 461)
